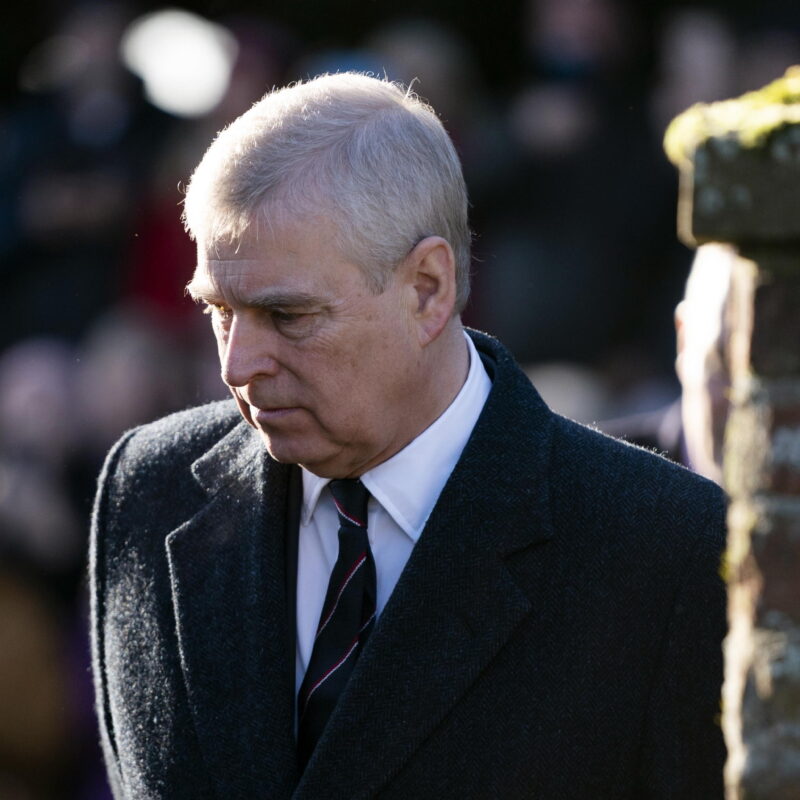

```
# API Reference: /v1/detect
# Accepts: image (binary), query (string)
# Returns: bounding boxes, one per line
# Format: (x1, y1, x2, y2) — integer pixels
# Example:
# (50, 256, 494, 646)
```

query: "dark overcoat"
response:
(90, 330, 727, 799)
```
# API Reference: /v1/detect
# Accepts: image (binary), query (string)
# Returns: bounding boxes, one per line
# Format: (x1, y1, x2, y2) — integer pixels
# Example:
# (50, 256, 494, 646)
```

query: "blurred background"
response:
(1, 0, 799, 797)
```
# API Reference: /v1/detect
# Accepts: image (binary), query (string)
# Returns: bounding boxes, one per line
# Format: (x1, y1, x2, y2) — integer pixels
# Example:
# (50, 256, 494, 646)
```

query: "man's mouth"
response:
(254, 406, 297, 424)
(230, 390, 298, 428)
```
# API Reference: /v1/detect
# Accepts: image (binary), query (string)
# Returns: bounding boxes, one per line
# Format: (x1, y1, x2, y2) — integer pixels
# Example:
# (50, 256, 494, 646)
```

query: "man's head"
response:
(675, 243, 735, 484)
(184, 73, 472, 478)
(183, 72, 471, 310)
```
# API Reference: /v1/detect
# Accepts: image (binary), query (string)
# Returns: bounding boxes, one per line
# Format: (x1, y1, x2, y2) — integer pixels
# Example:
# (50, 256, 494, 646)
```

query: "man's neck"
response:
(420, 319, 470, 428)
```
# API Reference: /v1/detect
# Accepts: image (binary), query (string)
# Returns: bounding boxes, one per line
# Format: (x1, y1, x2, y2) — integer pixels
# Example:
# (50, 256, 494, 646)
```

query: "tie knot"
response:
(329, 479, 370, 529)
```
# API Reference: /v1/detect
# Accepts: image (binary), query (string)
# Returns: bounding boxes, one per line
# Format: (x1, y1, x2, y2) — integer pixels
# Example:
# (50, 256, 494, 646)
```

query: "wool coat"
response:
(90, 330, 727, 799)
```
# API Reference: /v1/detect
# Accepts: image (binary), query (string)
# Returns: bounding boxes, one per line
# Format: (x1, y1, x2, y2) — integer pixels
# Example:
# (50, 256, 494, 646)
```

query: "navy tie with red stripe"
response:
(297, 478, 376, 768)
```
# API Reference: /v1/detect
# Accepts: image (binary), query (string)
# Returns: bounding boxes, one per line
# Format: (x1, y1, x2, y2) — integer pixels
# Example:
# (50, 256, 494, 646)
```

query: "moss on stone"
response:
(665, 66, 800, 169)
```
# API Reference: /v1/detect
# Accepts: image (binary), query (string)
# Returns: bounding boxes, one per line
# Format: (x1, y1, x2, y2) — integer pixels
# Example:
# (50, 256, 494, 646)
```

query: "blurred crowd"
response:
(1, 0, 799, 797)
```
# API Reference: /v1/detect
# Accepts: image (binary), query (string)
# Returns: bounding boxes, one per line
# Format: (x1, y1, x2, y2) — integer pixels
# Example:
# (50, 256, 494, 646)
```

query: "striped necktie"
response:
(297, 478, 376, 767)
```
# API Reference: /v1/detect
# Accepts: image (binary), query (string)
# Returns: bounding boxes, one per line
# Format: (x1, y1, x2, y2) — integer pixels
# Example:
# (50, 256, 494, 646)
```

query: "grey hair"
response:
(182, 72, 472, 311)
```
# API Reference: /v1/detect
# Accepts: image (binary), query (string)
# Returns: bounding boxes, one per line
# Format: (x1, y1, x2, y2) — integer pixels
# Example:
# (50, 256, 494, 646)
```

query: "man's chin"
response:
(258, 430, 316, 468)
(258, 431, 353, 478)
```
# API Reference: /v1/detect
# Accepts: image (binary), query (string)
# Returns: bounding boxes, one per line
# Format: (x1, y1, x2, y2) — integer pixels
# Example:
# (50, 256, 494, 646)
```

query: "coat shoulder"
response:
(550, 412, 726, 550)
(108, 399, 242, 475)
(93, 399, 244, 530)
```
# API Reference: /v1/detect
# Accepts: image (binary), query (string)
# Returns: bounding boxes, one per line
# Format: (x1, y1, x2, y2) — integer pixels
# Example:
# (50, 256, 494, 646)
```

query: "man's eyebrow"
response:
(247, 291, 327, 310)
(184, 282, 326, 310)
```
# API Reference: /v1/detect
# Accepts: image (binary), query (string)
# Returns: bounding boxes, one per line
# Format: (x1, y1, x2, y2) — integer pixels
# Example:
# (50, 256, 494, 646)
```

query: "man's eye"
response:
(272, 310, 319, 338)
(272, 311, 301, 324)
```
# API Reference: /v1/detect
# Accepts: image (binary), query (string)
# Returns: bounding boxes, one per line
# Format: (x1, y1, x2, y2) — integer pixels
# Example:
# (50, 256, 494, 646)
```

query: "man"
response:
(91, 73, 727, 799)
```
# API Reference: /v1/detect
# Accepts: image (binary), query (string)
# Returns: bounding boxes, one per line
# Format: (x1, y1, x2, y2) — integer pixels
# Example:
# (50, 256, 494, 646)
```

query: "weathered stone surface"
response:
(753, 518, 800, 625)
(735, 631, 800, 799)
(667, 66, 800, 800)
(727, 254, 756, 384)
(735, 724, 800, 800)
(735, 251, 800, 377)
(682, 128, 800, 246)
(665, 67, 800, 248)
(724, 614, 800, 799)
(726, 501, 800, 624)
(724, 382, 800, 496)
(724, 399, 771, 497)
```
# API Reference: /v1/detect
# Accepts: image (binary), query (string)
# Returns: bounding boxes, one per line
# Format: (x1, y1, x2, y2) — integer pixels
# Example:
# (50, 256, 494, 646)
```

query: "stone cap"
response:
(665, 67, 800, 246)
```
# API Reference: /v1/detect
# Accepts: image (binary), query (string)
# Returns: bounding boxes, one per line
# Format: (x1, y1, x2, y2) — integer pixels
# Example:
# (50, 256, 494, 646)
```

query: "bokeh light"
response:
(120, 8, 238, 118)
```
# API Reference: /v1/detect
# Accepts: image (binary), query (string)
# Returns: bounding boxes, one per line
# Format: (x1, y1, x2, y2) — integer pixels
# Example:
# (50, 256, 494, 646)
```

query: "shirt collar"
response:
(301, 331, 492, 540)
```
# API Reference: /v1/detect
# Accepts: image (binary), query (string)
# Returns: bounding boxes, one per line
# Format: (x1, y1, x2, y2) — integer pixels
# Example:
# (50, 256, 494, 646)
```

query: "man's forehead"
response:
(189, 259, 290, 296)
(198, 234, 276, 267)
(192, 231, 293, 280)
(187, 271, 329, 312)
(189, 251, 248, 294)
(194, 217, 336, 272)
(188, 242, 341, 308)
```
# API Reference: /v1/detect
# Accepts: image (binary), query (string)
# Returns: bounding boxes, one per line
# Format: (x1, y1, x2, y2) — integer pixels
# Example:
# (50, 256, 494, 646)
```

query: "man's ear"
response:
(402, 236, 458, 346)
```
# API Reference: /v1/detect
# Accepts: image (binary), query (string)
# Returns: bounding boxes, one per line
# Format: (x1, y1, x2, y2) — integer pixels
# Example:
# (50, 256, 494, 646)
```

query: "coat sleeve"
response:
(636, 507, 728, 799)
(89, 429, 138, 799)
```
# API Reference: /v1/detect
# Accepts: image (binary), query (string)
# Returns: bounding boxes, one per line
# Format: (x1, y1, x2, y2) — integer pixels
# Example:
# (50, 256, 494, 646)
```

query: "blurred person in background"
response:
(0, 340, 76, 800)
(0, 339, 102, 800)
(0, 565, 72, 800)
(649, 8, 737, 135)
(0, 339, 83, 585)
(90, 72, 726, 799)
(76, 306, 192, 463)
(1, 1, 170, 350)
(0, 316, 197, 800)
(523, 361, 613, 425)
(600, 243, 735, 485)
(475, 0, 682, 379)
(675, 243, 734, 484)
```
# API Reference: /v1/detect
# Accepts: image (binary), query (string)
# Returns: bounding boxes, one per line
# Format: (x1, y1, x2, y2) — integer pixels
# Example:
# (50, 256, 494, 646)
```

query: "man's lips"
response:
(253, 406, 298, 424)
(230, 390, 299, 427)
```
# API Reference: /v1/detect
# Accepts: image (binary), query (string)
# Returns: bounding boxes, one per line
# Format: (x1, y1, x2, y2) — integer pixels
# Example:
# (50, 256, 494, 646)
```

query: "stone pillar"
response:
(666, 68, 800, 799)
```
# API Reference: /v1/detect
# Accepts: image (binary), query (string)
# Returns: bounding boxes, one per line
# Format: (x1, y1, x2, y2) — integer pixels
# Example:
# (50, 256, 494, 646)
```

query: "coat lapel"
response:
(296, 332, 558, 798)
(166, 422, 299, 798)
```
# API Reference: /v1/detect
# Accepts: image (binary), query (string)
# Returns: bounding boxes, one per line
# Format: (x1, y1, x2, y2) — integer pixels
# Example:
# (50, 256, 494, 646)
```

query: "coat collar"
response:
(295, 329, 557, 798)
(166, 422, 300, 798)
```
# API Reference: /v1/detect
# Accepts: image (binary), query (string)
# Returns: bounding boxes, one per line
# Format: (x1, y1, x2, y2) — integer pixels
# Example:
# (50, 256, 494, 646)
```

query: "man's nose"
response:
(220, 317, 279, 387)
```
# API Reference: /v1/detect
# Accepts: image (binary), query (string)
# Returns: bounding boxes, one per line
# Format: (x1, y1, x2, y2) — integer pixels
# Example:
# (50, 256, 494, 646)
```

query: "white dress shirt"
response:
(295, 332, 492, 694)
